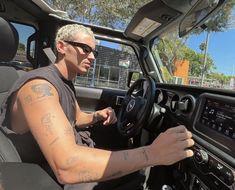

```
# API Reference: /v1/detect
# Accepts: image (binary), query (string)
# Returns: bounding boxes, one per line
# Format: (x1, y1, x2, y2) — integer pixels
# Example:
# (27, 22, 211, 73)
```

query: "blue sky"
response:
(187, 29, 235, 76)
(13, 23, 35, 44)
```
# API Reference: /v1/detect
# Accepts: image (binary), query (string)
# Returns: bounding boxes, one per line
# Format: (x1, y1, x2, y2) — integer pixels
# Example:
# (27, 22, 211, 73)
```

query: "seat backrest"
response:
(0, 66, 19, 105)
(0, 17, 20, 105)
(0, 17, 19, 61)
(0, 17, 21, 162)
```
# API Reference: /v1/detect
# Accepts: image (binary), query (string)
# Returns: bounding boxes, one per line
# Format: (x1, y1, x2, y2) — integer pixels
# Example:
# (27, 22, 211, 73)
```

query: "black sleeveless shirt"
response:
(0, 65, 99, 189)
(0, 64, 91, 163)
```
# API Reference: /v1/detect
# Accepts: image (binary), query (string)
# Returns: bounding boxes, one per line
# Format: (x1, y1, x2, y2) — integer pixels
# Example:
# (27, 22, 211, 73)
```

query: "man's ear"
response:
(56, 40, 66, 55)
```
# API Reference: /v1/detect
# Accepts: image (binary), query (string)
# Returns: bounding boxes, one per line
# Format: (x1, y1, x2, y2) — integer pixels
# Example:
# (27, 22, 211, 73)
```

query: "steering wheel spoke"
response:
(123, 94, 132, 105)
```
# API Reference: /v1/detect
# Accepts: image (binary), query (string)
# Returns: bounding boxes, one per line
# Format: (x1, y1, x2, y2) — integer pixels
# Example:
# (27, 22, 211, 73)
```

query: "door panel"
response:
(74, 86, 126, 114)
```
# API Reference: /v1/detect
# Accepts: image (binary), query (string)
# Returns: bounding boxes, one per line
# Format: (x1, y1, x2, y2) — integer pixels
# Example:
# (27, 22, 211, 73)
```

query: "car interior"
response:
(0, 0, 234, 190)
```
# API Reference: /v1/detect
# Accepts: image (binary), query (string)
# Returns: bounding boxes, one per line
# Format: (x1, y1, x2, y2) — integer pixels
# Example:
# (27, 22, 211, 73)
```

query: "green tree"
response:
(182, 47, 215, 77)
(154, 37, 215, 77)
(45, 0, 151, 29)
(199, 43, 206, 52)
(206, 0, 235, 32)
(208, 72, 230, 87)
(45, 0, 235, 31)
(153, 32, 188, 75)
(18, 43, 25, 52)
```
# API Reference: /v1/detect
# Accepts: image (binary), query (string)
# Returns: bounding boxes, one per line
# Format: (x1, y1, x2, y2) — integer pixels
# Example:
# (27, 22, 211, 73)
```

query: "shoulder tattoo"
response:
(31, 83, 53, 98)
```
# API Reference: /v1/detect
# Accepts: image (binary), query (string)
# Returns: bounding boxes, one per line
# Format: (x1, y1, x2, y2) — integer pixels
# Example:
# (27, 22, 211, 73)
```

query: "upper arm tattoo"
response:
(23, 83, 54, 105)
(24, 95, 33, 104)
(41, 112, 55, 136)
(31, 83, 54, 98)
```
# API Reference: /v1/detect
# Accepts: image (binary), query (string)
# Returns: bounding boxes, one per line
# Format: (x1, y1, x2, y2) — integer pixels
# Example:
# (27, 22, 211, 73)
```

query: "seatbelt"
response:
(43, 47, 56, 64)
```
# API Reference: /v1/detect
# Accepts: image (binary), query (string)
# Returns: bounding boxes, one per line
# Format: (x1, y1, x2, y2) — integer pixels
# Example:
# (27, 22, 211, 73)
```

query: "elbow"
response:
(55, 167, 75, 184)
(54, 164, 84, 185)
(50, 146, 96, 184)
(52, 154, 83, 184)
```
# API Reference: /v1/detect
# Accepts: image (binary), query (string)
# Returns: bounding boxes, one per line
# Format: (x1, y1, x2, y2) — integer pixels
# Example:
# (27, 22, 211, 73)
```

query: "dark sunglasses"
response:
(64, 40, 98, 58)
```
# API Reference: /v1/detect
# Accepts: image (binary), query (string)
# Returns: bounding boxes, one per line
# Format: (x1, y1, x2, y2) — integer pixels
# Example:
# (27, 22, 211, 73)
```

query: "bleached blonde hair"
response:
(55, 24, 95, 44)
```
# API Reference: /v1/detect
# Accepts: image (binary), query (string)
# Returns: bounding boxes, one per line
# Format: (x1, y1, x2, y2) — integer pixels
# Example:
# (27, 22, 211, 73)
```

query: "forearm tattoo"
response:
(123, 152, 129, 161)
(142, 148, 149, 162)
(49, 137, 59, 146)
(77, 170, 99, 182)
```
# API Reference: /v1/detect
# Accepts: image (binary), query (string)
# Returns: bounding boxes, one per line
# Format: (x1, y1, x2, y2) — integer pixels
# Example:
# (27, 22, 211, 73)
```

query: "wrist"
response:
(93, 111, 99, 123)
(144, 145, 156, 166)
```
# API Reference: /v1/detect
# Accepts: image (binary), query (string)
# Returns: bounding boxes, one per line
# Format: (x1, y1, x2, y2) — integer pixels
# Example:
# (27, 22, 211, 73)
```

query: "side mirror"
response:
(127, 71, 143, 87)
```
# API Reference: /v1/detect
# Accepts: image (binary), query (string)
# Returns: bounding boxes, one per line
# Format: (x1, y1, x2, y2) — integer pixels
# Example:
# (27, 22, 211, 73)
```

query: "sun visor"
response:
(124, 0, 181, 41)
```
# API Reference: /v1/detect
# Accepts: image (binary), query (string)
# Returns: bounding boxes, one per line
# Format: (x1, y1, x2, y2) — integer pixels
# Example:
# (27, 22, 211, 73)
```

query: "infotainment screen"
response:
(200, 99, 235, 140)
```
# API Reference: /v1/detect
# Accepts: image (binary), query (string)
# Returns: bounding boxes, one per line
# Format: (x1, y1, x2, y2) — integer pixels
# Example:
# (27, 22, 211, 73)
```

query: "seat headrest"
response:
(0, 17, 19, 62)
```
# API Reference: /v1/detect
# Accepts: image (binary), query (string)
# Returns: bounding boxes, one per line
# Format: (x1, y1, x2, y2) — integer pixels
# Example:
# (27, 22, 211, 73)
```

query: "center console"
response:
(175, 93, 235, 190)
(195, 93, 235, 157)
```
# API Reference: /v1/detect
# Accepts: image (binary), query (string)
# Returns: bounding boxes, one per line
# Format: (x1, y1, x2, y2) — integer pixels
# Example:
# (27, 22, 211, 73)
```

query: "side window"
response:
(0, 23, 35, 71)
(75, 40, 141, 90)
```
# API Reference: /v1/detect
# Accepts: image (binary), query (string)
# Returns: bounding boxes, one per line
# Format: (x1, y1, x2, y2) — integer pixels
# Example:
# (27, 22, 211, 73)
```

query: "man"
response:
(0, 24, 194, 188)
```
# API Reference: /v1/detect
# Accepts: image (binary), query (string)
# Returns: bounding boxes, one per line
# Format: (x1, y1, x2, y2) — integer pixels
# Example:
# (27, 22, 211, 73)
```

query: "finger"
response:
(110, 110, 116, 121)
(175, 131, 193, 141)
(110, 115, 117, 124)
(103, 119, 109, 125)
(178, 139, 195, 149)
(181, 149, 194, 159)
(107, 107, 113, 112)
(168, 125, 187, 133)
(108, 109, 116, 123)
(105, 117, 116, 125)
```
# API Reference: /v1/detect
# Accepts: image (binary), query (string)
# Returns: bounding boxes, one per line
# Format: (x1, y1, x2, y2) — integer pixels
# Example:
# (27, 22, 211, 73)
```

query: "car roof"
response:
(0, 0, 227, 44)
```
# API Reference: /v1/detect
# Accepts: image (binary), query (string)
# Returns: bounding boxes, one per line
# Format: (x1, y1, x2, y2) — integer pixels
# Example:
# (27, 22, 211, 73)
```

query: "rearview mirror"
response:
(179, 0, 225, 37)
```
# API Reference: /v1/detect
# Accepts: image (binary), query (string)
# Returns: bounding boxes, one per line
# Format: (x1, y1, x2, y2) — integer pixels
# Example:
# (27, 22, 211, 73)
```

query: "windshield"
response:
(151, 3, 235, 89)
(44, 0, 152, 30)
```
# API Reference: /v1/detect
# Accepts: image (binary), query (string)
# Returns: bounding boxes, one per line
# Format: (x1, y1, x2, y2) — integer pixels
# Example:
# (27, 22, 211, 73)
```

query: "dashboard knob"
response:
(194, 149, 208, 164)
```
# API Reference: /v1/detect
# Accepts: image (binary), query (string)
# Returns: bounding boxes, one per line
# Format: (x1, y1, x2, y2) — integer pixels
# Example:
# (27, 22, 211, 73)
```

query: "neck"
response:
(54, 61, 77, 81)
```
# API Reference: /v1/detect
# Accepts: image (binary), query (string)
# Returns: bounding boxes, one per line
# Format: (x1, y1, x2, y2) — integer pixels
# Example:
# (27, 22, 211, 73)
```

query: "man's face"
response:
(62, 33, 97, 75)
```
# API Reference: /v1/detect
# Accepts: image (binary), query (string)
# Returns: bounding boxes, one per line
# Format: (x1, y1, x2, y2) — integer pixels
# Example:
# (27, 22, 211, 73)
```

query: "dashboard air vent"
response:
(170, 94, 180, 112)
(180, 95, 195, 114)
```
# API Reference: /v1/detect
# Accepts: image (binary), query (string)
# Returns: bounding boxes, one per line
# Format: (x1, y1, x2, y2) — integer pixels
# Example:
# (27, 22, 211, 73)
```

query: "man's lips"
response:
(84, 63, 91, 69)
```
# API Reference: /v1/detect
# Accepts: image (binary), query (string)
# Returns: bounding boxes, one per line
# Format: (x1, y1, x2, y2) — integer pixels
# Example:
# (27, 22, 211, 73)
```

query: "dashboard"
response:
(150, 85, 235, 190)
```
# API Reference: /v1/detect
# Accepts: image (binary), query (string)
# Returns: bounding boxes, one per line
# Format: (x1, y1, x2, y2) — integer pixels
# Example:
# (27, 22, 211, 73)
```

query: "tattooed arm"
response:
(14, 79, 194, 184)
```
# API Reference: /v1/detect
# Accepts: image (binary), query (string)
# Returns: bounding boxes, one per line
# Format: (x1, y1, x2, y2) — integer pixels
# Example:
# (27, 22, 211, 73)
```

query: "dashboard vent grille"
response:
(180, 95, 195, 114)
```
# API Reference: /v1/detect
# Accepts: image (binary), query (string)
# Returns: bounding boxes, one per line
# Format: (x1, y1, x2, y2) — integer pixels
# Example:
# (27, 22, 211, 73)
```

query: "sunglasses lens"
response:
(65, 41, 98, 58)
(81, 45, 90, 53)
(93, 50, 98, 58)
(84, 45, 98, 58)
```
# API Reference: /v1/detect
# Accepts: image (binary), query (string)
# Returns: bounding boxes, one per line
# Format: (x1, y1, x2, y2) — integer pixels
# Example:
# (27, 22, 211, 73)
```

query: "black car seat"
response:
(0, 17, 22, 162)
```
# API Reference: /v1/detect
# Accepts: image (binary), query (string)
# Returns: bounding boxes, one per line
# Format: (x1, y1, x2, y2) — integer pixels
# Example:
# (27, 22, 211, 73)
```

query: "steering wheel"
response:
(117, 76, 156, 137)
